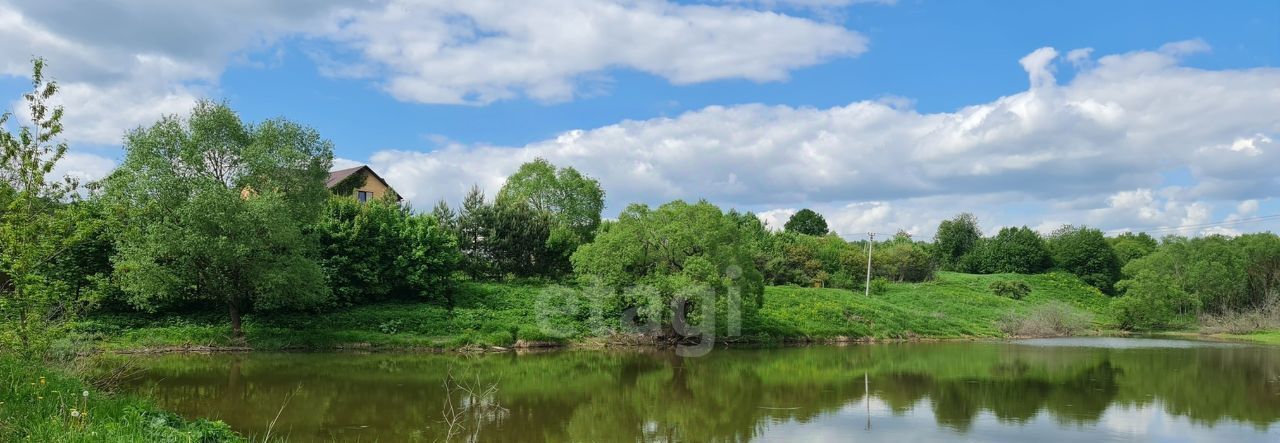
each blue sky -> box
[2,0,1278,237]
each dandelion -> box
[38,376,46,385]
[70,408,81,418]
[82,390,89,398]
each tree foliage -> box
[873,232,936,282]
[0,59,98,358]
[934,213,982,270]
[571,200,766,332]
[497,158,604,275]
[764,232,865,289]
[1047,225,1121,293]
[1109,232,1158,267]
[783,209,828,236]
[972,226,1052,274]
[104,101,334,339]
[314,197,459,307]
[447,186,560,279]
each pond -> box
[105,338,1280,442]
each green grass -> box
[79,282,568,352]
[751,272,1111,340]
[0,357,244,442]
[81,272,1112,351]
[1217,330,1280,345]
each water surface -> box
[107,338,1280,442]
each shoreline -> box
[87,328,1276,356]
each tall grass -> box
[995,301,1093,337]
[0,357,244,442]
[1200,298,1280,335]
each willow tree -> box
[105,101,333,340]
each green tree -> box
[315,197,458,306]
[105,101,333,340]
[1236,233,1280,308]
[783,209,828,236]
[1113,270,1197,330]
[874,232,936,282]
[497,158,604,275]
[1047,225,1121,293]
[934,213,982,271]
[0,59,98,358]
[453,186,558,279]
[1109,232,1158,267]
[976,226,1052,274]
[571,200,765,333]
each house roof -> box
[325,165,401,200]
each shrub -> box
[1199,298,1280,334]
[1113,270,1197,330]
[989,280,1031,300]
[997,302,1092,337]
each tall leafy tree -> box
[1047,225,1121,293]
[975,226,1052,274]
[105,101,333,340]
[0,59,97,357]
[934,213,982,271]
[572,200,765,333]
[497,158,604,275]
[783,209,828,236]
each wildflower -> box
[82,390,89,398]
[70,408,80,418]
[39,376,46,385]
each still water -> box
[106,338,1280,442]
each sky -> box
[2,0,1278,239]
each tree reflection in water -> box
[98,339,1280,442]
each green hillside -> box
[752,272,1109,340]
[82,272,1110,351]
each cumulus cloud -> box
[323,0,868,104]
[0,0,357,145]
[354,42,1280,237]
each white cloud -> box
[1066,48,1093,67]
[0,0,356,145]
[757,208,797,231]
[1019,47,1059,89]
[50,152,116,184]
[354,43,1280,238]
[323,0,868,104]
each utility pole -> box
[864,232,874,297]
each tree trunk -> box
[228,302,244,344]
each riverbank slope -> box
[77,272,1115,352]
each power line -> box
[1107,213,1280,235]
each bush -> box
[1113,270,1197,330]
[996,302,1092,337]
[989,280,1031,300]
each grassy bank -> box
[0,358,243,442]
[752,272,1110,340]
[78,272,1112,352]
